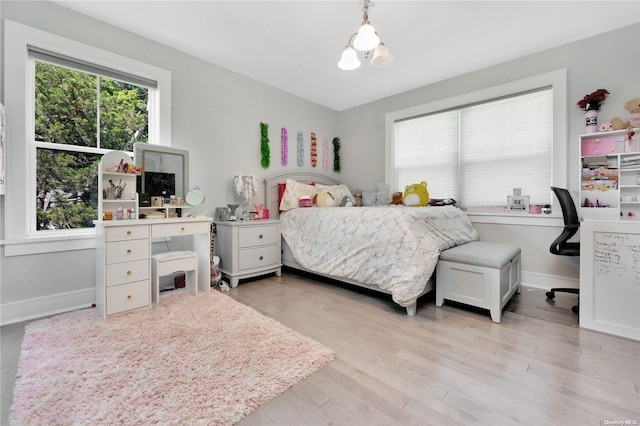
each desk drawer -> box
[106,225,149,242]
[106,280,150,315]
[152,221,210,238]
[238,245,280,271]
[106,259,149,286]
[106,239,150,264]
[238,225,278,248]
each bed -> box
[264,172,478,316]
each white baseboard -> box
[0,288,95,326]
[0,270,579,326]
[520,270,579,291]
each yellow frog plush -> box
[403,182,429,207]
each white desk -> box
[95,217,213,319]
[580,219,640,341]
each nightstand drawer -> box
[106,225,149,242]
[106,239,150,264]
[152,221,210,238]
[238,245,280,270]
[238,225,279,248]
[106,259,149,286]
[106,280,150,315]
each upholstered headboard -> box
[264,172,341,219]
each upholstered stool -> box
[436,241,521,323]
[151,250,198,303]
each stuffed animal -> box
[340,195,353,207]
[353,189,363,207]
[599,122,614,132]
[611,98,640,130]
[390,192,404,205]
[313,191,335,207]
[403,182,429,207]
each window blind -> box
[393,88,553,207]
[28,45,157,89]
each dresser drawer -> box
[238,225,279,248]
[106,239,150,264]
[238,245,280,270]
[152,221,210,238]
[106,280,150,315]
[106,225,149,242]
[106,259,149,286]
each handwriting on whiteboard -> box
[594,232,640,285]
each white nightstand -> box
[215,220,282,287]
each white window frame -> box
[385,69,567,226]
[3,20,172,255]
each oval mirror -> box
[185,187,205,206]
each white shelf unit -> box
[98,151,140,221]
[139,205,190,219]
[579,128,640,221]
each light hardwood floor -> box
[2,271,639,425]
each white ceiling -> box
[52,1,640,111]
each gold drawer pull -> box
[126,249,132,254]
[126,230,132,235]
[126,270,132,276]
[181,227,185,231]
[126,295,132,300]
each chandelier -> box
[337,0,393,71]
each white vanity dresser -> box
[95,217,212,319]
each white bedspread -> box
[280,205,478,307]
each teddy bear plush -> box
[611,98,640,130]
[353,189,363,207]
[390,192,404,205]
[403,182,429,207]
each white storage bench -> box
[435,241,521,323]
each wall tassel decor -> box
[332,137,341,172]
[322,136,328,170]
[297,130,304,167]
[310,132,317,167]
[281,127,288,166]
[260,122,270,169]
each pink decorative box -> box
[581,136,616,156]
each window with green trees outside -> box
[34,61,150,231]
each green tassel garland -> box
[332,137,341,172]
[260,122,270,169]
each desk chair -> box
[546,186,580,313]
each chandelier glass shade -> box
[338,0,393,71]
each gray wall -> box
[1,0,638,323]
[0,1,339,323]
[337,23,639,288]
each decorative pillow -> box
[362,191,377,206]
[314,183,355,206]
[279,179,318,211]
[376,182,389,206]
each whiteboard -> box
[594,232,640,285]
[593,231,640,326]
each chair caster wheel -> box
[572,305,579,314]
[546,291,555,299]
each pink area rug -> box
[10,289,334,425]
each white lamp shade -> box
[338,47,361,70]
[353,23,380,51]
[370,44,394,68]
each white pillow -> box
[279,179,318,211]
[314,183,354,206]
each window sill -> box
[1,233,97,257]
[466,211,564,227]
